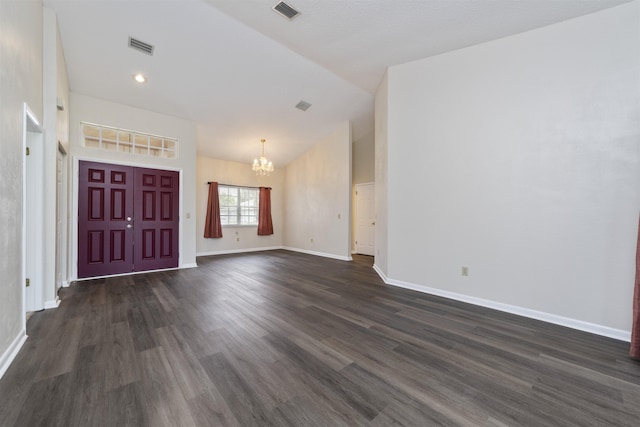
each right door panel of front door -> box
[133,167,179,272]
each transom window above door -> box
[81,122,178,159]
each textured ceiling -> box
[208,0,631,93]
[45,0,629,167]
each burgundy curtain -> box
[631,215,640,359]
[257,187,274,236]
[204,182,223,238]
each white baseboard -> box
[282,247,352,261]
[181,263,198,269]
[44,296,60,310]
[197,246,283,257]
[0,329,27,380]
[73,264,193,282]
[373,264,388,283]
[378,274,631,342]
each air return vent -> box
[295,100,311,111]
[272,2,300,20]
[128,37,154,56]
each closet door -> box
[78,161,179,278]
[133,167,179,271]
[78,161,135,278]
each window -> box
[218,185,259,226]
[81,122,178,159]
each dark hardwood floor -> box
[1,250,639,426]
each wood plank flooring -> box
[1,250,639,426]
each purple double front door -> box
[78,161,179,278]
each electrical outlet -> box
[461,266,469,276]
[236,237,240,242]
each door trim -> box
[71,156,184,281]
[22,103,43,321]
[55,143,68,291]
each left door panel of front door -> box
[78,161,134,278]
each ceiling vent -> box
[272,2,300,20]
[295,100,311,111]
[128,37,154,56]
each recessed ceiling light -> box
[133,73,147,84]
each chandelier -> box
[252,138,274,176]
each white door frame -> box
[56,142,68,291]
[23,103,44,320]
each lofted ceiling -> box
[45,0,629,167]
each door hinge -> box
[355,240,357,245]
[26,147,30,156]
[26,278,30,287]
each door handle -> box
[127,216,132,221]
[371,222,375,226]
[127,224,132,229]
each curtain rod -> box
[207,182,271,190]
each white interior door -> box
[355,183,375,256]
[24,105,44,312]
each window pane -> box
[82,124,100,148]
[102,128,117,141]
[241,215,257,225]
[118,131,131,143]
[83,124,100,139]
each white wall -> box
[68,93,198,275]
[353,130,374,185]
[284,122,352,260]
[383,2,640,337]
[55,20,69,153]
[196,156,283,255]
[374,73,389,275]
[0,0,43,374]
[42,7,69,307]
[55,10,70,292]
